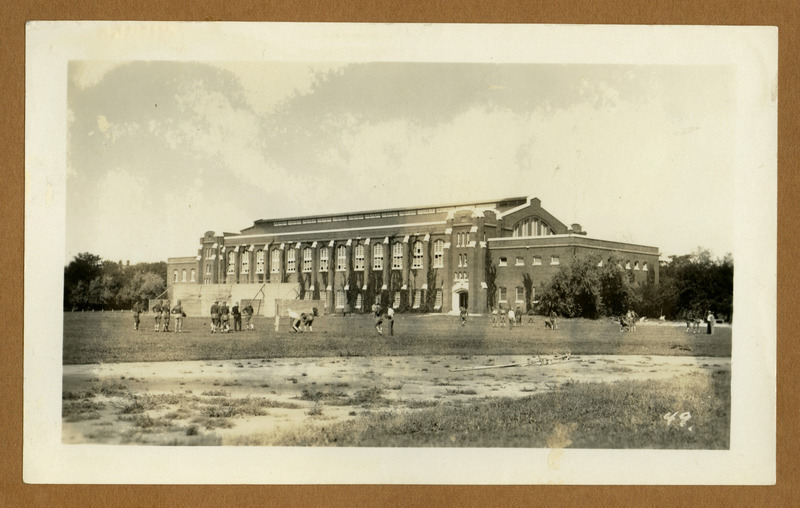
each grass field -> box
[63,311,731,364]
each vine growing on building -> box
[522,272,533,312]
[485,253,497,310]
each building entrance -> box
[459,292,468,311]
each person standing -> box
[132,300,142,331]
[220,301,230,333]
[374,304,384,335]
[232,301,242,332]
[386,306,395,335]
[498,306,507,327]
[171,300,184,333]
[507,307,515,329]
[243,302,254,331]
[210,300,220,333]
[152,300,162,332]
[161,301,170,332]
[706,310,715,335]
[491,306,498,327]
[460,305,467,326]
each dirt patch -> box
[62,354,730,445]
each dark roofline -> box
[252,196,531,225]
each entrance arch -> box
[452,287,469,313]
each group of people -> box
[131,299,186,333]
[619,310,640,332]
[210,300,255,333]
[287,309,315,332]
[490,306,552,329]
[685,310,716,335]
[373,304,395,335]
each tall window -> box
[393,291,401,308]
[181,269,187,282]
[271,249,281,273]
[434,289,443,309]
[335,289,345,308]
[373,243,384,270]
[412,241,423,269]
[303,247,312,272]
[286,249,296,273]
[413,289,422,308]
[227,252,236,274]
[173,270,178,283]
[355,293,363,310]
[336,245,347,271]
[462,254,467,268]
[256,250,265,274]
[516,287,524,303]
[319,248,329,272]
[354,244,365,271]
[190,268,196,282]
[205,264,211,275]
[499,287,507,303]
[392,242,403,269]
[241,253,250,274]
[433,239,444,268]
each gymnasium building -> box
[167,196,659,317]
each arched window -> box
[412,241,423,269]
[433,239,444,268]
[354,244,365,271]
[241,252,250,274]
[373,243,384,270]
[392,242,403,269]
[514,217,552,237]
[181,269,187,282]
[319,248,329,272]
[336,245,347,271]
[256,250,265,274]
[190,268,196,282]
[302,247,312,272]
[271,249,281,273]
[286,248,296,273]
[173,270,178,283]
[643,262,649,271]
[227,252,236,274]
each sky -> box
[66,61,735,265]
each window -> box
[625,261,631,270]
[355,293,363,310]
[286,249,296,273]
[227,252,236,274]
[190,269,196,282]
[173,270,178,283]
[271,249,281,273]
[205,264,211,275]
[412,241,423,269]
[515,257,524,266]
[241,253,250,274]
[533,256,542,266]
[458,254,463,267]
[551,255,560,265]
[597,259,603,267]
[499,287,507,303]
[303,247,312,272]
[256,250,265,274]
[634,261,640,270]
[336,289,345,308]
[393,291,401,308]
[413,289,422,308]
[336,245,347,271]
[513,218,530,237]
[499,257,507,267]
[462,271,468,280]
[392,242,403,269]
[643,262,649,271]
[433,240,444,268]
[319,248,329,272]
[516,287,524,303]
[354,244,365,271]
[463,254,467,268]
[373,243,384,270]
[434,289,443,309]
[181,269,187,282]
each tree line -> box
[536,248,733,322]
[64,252,167,311]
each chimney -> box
[570,223,587,235]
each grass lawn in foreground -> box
[63,311,732,364]
[250,369,731,448]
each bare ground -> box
[62,353,730,446]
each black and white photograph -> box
[24,22,776,484]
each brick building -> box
[167,197,659,317]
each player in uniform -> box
[210,300,219,333]
[220,301,230,332]
[152,301,162,332]
[161,301,170,332]
[132,300,142,330]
